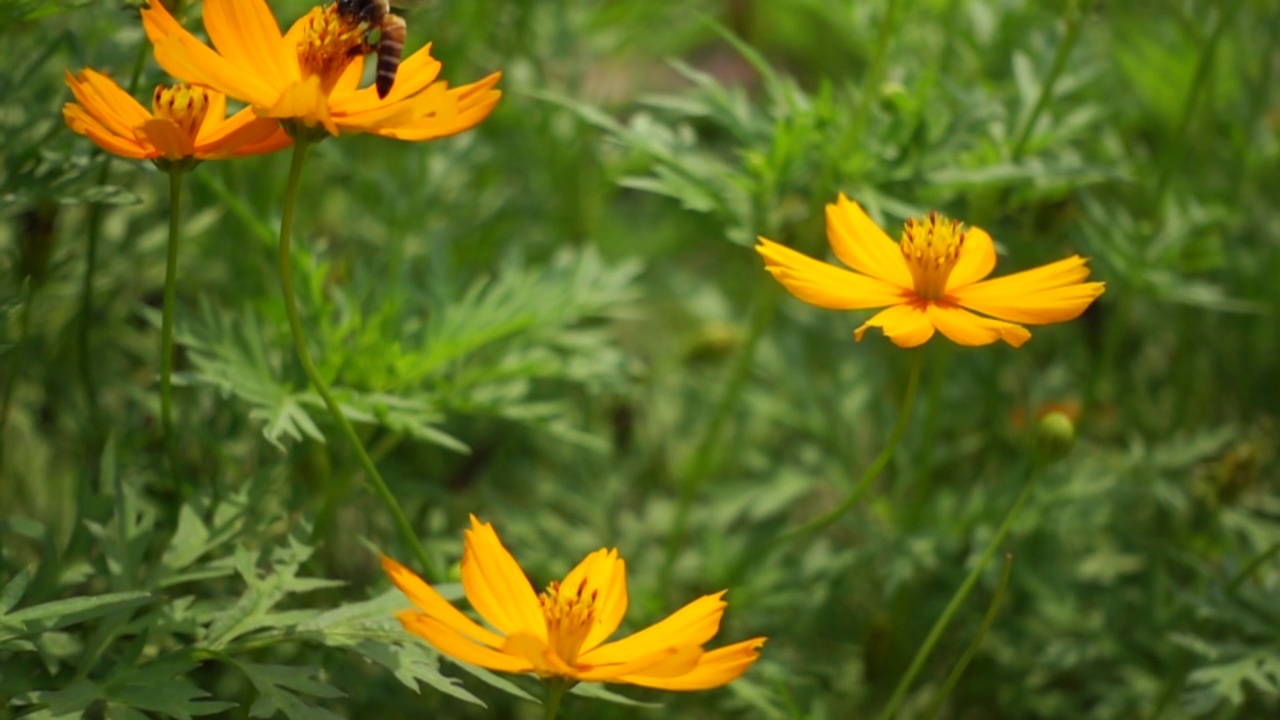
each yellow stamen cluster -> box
[152,83,210,139]
[900,211,965,300]
[539,578,599,665]
[296,4,367,91]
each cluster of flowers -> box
[64,0,1103,705]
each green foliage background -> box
[2,0,1279,718]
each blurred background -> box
[1,0,1278,717]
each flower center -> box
[539,577,599,666]
[152,84,210,139]
[900,211,965,300]
[296,4,368,92]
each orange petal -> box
[826,194,914,287]
[331,43,443,112]
[581,592,726,667]
[141,2,276,108]
[853,302,936,347]
[558,549,628,654]
[266,76,336,135]
[950,256,1105,324]
[461,516,546,640]
[137,118,195,159]
[925,302,1030,348]
[577,644,703,682]
[197,108,290,158]
[501,631,577,677]
[946,226,997,289]
[65,69,151,137]
[63,104,150,159]
[618,637,766,691]
[201,0,295,89]
[757,237,908,310]
[368,73,504,141]
[397,611,532,673]
[381,555,506,648]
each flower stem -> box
[543,679,568,720]
[876,459,1043,720]
[0,280,36,466]
[276,139,438,581]
[921,552,1014,720]
[160,168,186,487]
[775,350,924,546]
[1010,0,1093,161]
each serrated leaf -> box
[0,591,152,641]
[569,682,662,708]
[234,662,345,720]
[1185,651,1280,714]
[104,660,238,719]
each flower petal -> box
[65,69,151,138]
[925,302,1030,348]
[397,611,532,673]
[137,118,195,159]
[332,43,443,112]
[501,631,577,677]
[63,105,149,158]
[266,76,337,136]
[576,644,703,682]
[368,73,504,141]
[195,106,289,158]
[557,549,627,654]
[381,555,506,648]
[581,592,726,667]
[461,516,546,640]
[947,225,997,289]
[826,194,913,287]
[618,637,766,691]
[757,237,908,310]
[854,302,936,347]
[950,256,1105,324]
[201,0,295,89]
[141,1,277,108]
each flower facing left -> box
[383,516,766,692]
[63,68,291,162]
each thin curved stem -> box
[876,459,1043,720]
[160,168,186,486]
[775,350,924,546]
[922,552,1014,720]
[1011,0,1093,161]
[276,139,438,581]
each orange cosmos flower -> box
[139,0,501,139]
[63,68,290,161]
[383,516,765,691]
[757,194,1106,348]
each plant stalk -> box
[160,168,186,486]
[276,138,438,581]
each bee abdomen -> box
[375,14,407,99]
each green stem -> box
[775,350,924,546]
[876,459,1043,720]
[844,0,902,151]
[1010,0,1092,161]
[0,280,36,466]
[660,283,777,594]
[543,679,568,720]
[922,552,1014,720]
[160,169,186,486]
[1152,0,1243,204]
[276,139,438,581]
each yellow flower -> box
[383,516,765,691]
[757,194,1106,348]
[62,68,290,161]
[139,0,501,139]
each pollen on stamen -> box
[152,84,210,139]
[295,4,368,92]
[899,212,967,300]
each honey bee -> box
[336,0,408,99]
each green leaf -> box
[1185,651,1280,714]
[234,662,346,720]
[1,568,30,614]
[0,591,152,642]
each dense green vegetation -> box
[2,0,1278,717]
